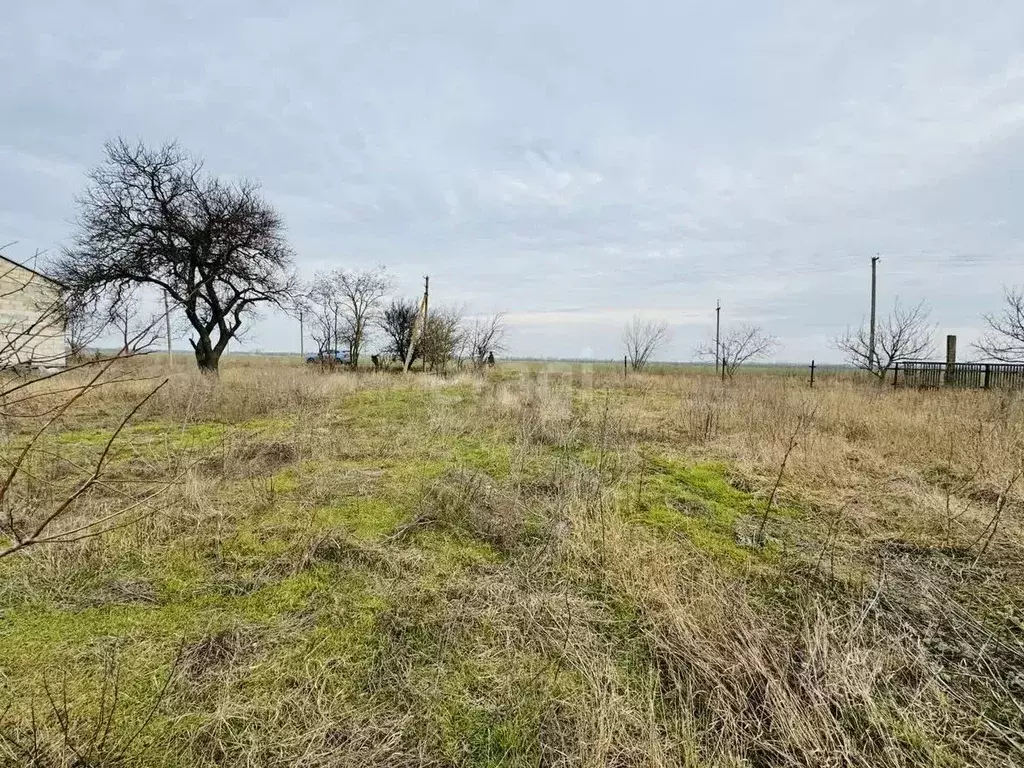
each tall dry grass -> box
[0,356,1021,766]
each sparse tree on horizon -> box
[378,297,420,365]
[834,299,934,381]
[467,313,507,369]
[421,306,466,373]
[975,287,1024,362]
[335,267,390,366]
[697,324,778,379]
[623,315,670,372]
[54,138,296,374]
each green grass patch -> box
[313,497,408,539]
[631,459,794,562]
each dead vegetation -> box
[1,358,1022,766]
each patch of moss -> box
[313,497,407,539]
[342,387,436,424]
[631,459,791,562]
[54,417,294,452]
[440,704,538,767]
[413,529,501,583]
[451,439,512,478]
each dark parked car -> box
[306,349,351,365]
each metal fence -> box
[894,361,1024,389]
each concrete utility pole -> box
[715,299,721,377]
[869,256,879,372]
[422,275,429,341]
[421,275,429,372]
[403,276,430,373]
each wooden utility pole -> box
[164,291,172,367]
[715,299,721,377]
[299,309,304,358]
[869,256,879,372]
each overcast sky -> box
[3,1,1023,361]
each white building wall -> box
[0,259,66,368]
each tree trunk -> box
[192,334,222,374]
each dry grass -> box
[0,356,1022,766]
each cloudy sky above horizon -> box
[3,0,1024,362]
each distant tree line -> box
[300,271,506,372]
[51,138,505,374]
[48,138,1024,376]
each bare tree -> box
[107,289,162,355]
[336,267,390,366]
[834,299,934,381]
[467,313,507,368]
[378,297,420,365]
[623,316,670,372]
[63,298,105,360]
[53,139,296,374]
[975,287,1024,362]
[421,306,465,373]
[304,272,344,356]
[697,324,778,379]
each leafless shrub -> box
[835,299,935,380]
[378,297,420,365]
[622,315,670,372]
[696,324,778,378]
[0,306,176,560]
[420,306,466,373]
[975,286,1024,362]
[0,643,181,765]
[466,313,506,369]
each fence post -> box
[624,355,627,379]
[809,359,815,388]
[984,363,990,389]
[893,362,899,388]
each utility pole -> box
[869,256,879,372]
[715,299,721,377]
[298,309,304,358]
[164,291,172,367]
[422,275,429,372]
[403,276,430,373]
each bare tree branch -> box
[623,316,670,372]
[466,313,506,369]
[834,299,934,381]
[975,287,1024,362]
[696,324,777,378]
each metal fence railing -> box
[893,361,1024,389]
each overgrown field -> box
[1,358,1022,767]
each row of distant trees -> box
[50,138,504,374]
[41,137,1024,377]
[620,289,1024,380]
[297,266,505,371]
[621,316,778,377]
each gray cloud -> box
[2,0,1024,361]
